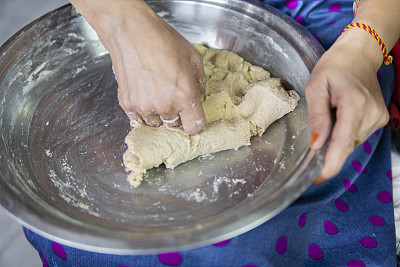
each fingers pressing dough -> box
[123,45,300,187]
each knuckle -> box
[377,112,389,128]
[333,135,355,153]
[153,97,175,116]
[135,97,158,116]
[382,109,390,124]
[176,87,196,107]
[137,104,153,116]
[352,91,368,108]
[369,104,389,127]
[308,112,325,123]
[377,110,387,125]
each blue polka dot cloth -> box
[24,0,397,266]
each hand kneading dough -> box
[123,45,300,187]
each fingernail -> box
[313,177,325,185]
[310,133,319,147]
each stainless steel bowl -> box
[0,0,325,254]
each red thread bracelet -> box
[342,22,393,65]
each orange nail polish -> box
[313,177,325,185]
[310,133,319,147]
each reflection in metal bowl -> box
[0,0,325,254]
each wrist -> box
[337,26,384,71]
[69,0,154,47]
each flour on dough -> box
[123,45,300,187]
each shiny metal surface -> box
[0,1,325,254]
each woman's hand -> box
[306,28,389,179]
[69,0,207,135]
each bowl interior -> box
[0,1,324,253]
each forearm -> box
[355,0,400,51]
[68,0,157,44]
[68,0,153,21]
[338,0,400,69]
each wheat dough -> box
[123,45,300,187]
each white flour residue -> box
[177,187,208,203]
[176,176,247,203]
[254,165,266,172]
[23,62,53,94]
[157,11,170,18]
[75,66,87,74]
[292,130,301,139]
[28,62,47,81]
[226,15,289,60]
[264,35,290,60]
[279,159,286,170]
[48,155,100,217]
[67,32,84,40]
[62,47,81,56]
[45,149,53,157]
[6,71,24,89]
[212,176,246,195]
[72,64,88,78]
[198,154,214,161]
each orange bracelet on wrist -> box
[342,22,393,65]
